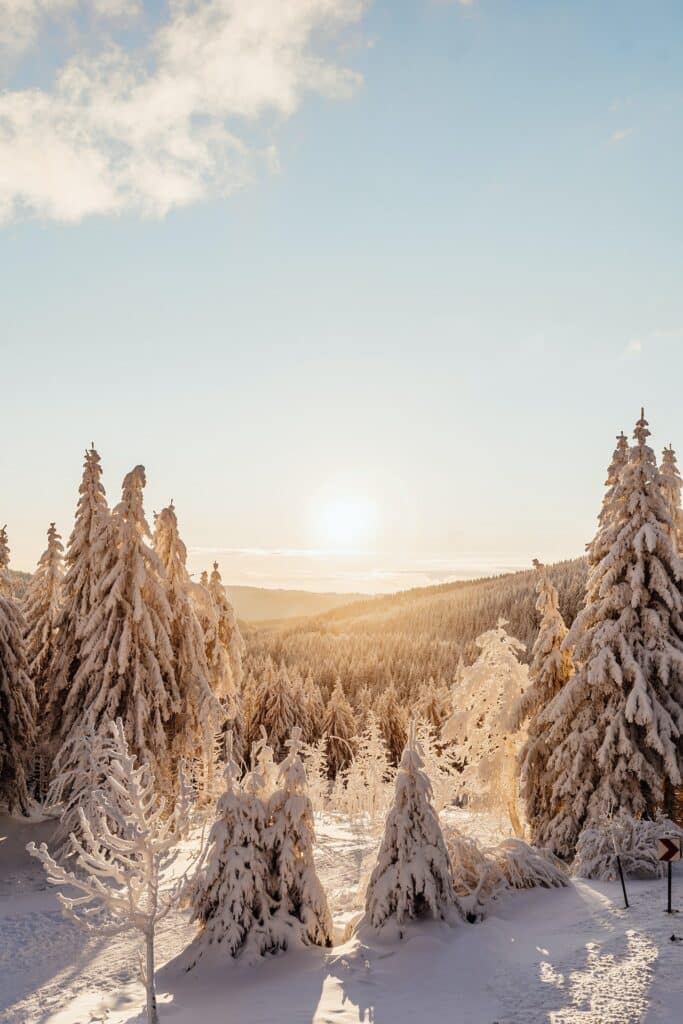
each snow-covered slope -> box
[2,810,681,1024]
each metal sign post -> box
[616,855,629,909]
[656,837,682,914]
[609,816,629,909]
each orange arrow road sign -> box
[657,837,682,862]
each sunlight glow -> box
[317,496,377,548]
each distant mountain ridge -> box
[9,559,587,636]
[7,569,369,624]
[224,585,372,623]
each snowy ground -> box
[1,811,682,1024]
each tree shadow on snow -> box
[493,883,661,1024]
[144,941,330,1024]
[0,816,112,1017]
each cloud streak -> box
[609,127,634,144]
[0,0,367,223]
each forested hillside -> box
[244,558,588,710]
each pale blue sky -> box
[2,0,682,591]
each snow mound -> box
[493,837,568,890]
[444,827,569,921]
[444,829,503,922]
[572,813,683,881]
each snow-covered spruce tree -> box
[189,734,282,962]
[243,656,277,752]
[587,430,629,567]
[259,661,306,762]
[377,683,407,766]
[0,527,9,594]
[65,466,180,797]
[660,446,683,819]
[541,411,683,858]
[48,717,125,855]
[343,711,393,821]
[29,719,194,1024]
[416,677,451,736]
[0,526,36,814]
[153,503,224,794]
[249,727,279,803]
[355,684,373,732]
[47,446,111,751]
[267,726,333,947]
[302,735,329,814]
[23,523,63,710]
[415,720,458,814]
[190,570,244,769]
[362,721,456,933]
[514,560,574,845]
[443,620,529,835]
[660,444,683,549]
[240,670,260,753]
[322,678,356,777]
[23,523,63,797]
[289,666,311,745]
[207,562,244,699]
[303,671,326,743]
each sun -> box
[317,496,377,548]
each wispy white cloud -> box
[190,546,374,559]
[186,544,529,593]
[624,339,642,357]
[0,0,140,56]
[0,0,367,223]
[609,127,634,144]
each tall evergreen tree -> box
[0,527,9,597]
[514,560,574,845]
[23,522,64,797]
[588,430,629,567]
[66,466,180,795]
[541,412,683,857]
[23,522,64,706]
[302,671,325,743]
[0,526,37,813]
[189,736,280,961]
[443,621,528,835]
[322,678,356,777]
[660,444,683,549]
[207,562,244,699]
[258,661,305,762]
[659,443,683,818]
[153,503,223,780]
[377,683,408,766]
[415,677,451,736]
[267,726,333,947]
[363,721,455,932]
[47,446,112,747]
[241,670,260,753]
[344,711,393,820]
